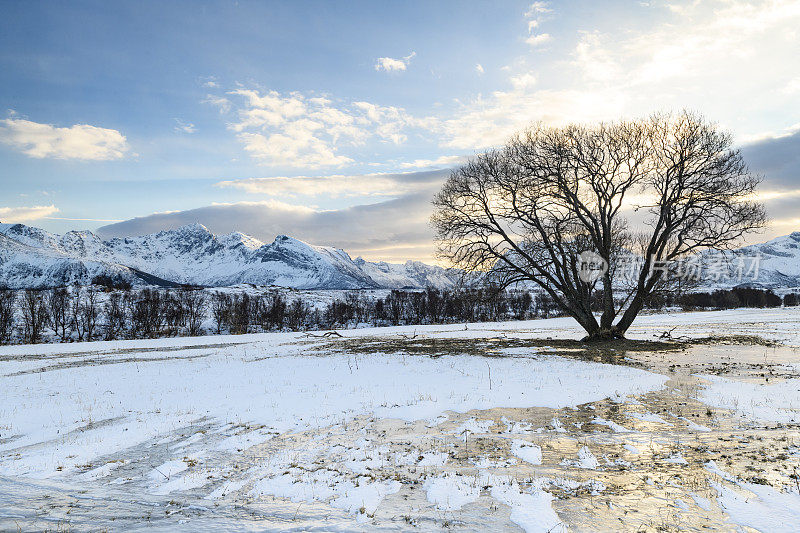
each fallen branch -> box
[304,331,343,338]
[656,327,690,341]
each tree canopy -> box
[432,111,766,339]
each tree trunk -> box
[581,325,626,342]
[599,272,615,330]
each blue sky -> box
[1,0,799,262]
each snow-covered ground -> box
[2,307,800,531]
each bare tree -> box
[287,298,309,330]
[211,292,231,334]
[180,288,207,336]
[46,287,71,342]
[432,111,766,340]
[104,291,126,340]
[70,288,85,341]
[79,288,100,341]
[21,289,48,344]
[163,290,183,336]
[0,290,16,344]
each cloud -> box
[97,191,445,263]
[215,169,448,198]
[727,129,800,239]
[237,130,354,167]
[525,2,551,47]
[94,125,800,262]
[510,73,537,90]
[374,51,416,72]
[475,64,485,75]
[98,169,451,262]
[203,94,232,114]
[173,118,196,134]
[525,33,551,47]
[442,0,800,150]
[0,117,129,160]
[42,216,124,222]
[212,88,438,168]
[200,76,219,88]
[750,189,800,203]
[781,77,800,95]
[443,88,626,149]
[0,205,59,223]
[399,155,466,169]
[741,128,800,190]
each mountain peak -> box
[270,234,313,249]
[173,223,211,235]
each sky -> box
[1,0,799,263]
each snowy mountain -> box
[697,231,800,290]
[0,222,460,290]
[2,221,797,291]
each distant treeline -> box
[0,286,558,344]
[676,287,795,310]
[0,284,797,345]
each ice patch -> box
[711,481,800,532]
[699,374,800,424]
[591,417,630,432]
[511,439,542,465]
[562,446,599,469]
[488,475,562,533]
[627,412,673,426]
[455,418,495,435]
[664,452,688,465]
[424,473,481,511]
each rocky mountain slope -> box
[1,222,797,291]
[699,231,800,290]
[0,222,460,290]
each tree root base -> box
[581,329,627,342]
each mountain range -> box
[0,222,459,290]
[703,231,800,290]
[1,222,798,291]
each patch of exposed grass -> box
[323,336,685,365]
[688,334,780,347]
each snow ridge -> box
[0,222,459,289]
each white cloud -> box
[443,0,800,149]
[781,77,800,95]
[0,204,59,223]
[510,73,537,90]
[203,94,232,114]
[525,2,551,47]
[215,169,448,198]
[97,172,449,262]
[199,76,220,88]
[751,189,800,202]
[771,217,800,228]
[374,51,416,72]
[94,127,800,261]
[741,123,800,144]
[526,2,550,17]
[525,33,551,47]
[0,118,129,160]
[173,118,196,134]
[236,131,354,168]
[443,88,626,149]
[399,155,466,169]
[475,63,485,74]
[570,1,800,92]
[216,88,438,168]
[41,216,124,222]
